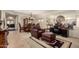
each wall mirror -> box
[56,15,65,23]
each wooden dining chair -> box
[19,23,24,32]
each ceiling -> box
[12,10,79,19]
[3,10,78,20]
[14,10,77,15]
[3,10,79,20]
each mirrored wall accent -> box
[53,15,77,30]
[56,15,65,23]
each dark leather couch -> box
[31,24,45,39]
[50,27,69,37]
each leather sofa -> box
[50,27,69,37]
[50,22,69,37]
[31,24,45,39]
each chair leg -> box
[19,29,21,32]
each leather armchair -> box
[31,28,45,39]
[31,24,45,39]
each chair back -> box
[19,23,23,29]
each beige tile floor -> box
[7,31,31,48]
[7,31,44,48]
[7,31,79,48]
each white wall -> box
[2,10,79,30]
[76,15,79,28]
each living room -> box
[0,10,79,48]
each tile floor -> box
[7,31,79,48]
